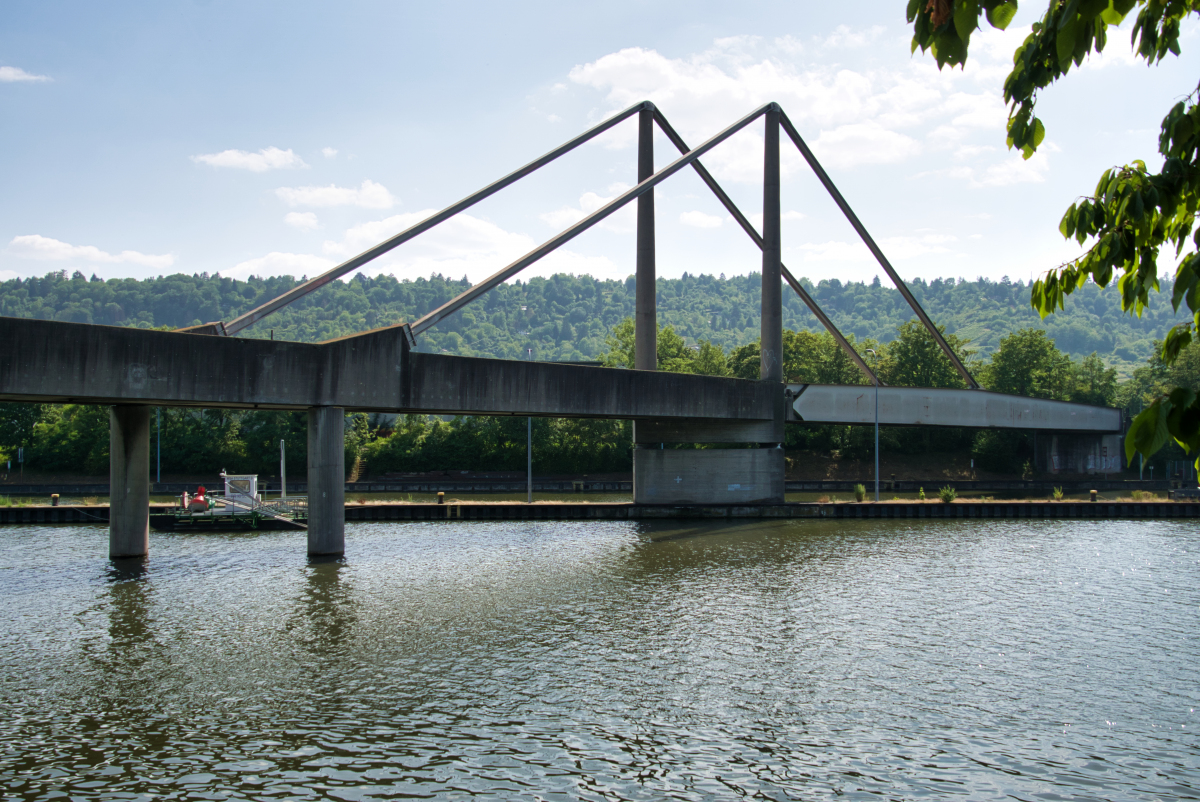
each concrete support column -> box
[109,405,150,559]
[307,406,345,557]
[760,107,783,383]
[635,107,657,372]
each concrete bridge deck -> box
[0,316,775,420]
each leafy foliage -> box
[910,0,1200,469]
[0,269,1183,370]
[1,265,1184,477]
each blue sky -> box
[1,1,1196,288]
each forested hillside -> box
[4,267,1200,480]
[0,269,1186,372]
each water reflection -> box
[0,519,1197,800]
[95,558,162,680]
[292,556,356,660]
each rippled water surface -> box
[1,519,1198,800]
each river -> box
[0,519,1197,800]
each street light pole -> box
[866,348,879,502]
[527,348,533,504]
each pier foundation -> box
[307,406,345,556]
[109,405,151,559]
[634,446,785,505]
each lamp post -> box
[527,348,533,504]
[866,348,879,502]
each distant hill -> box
[0,269,1185,373]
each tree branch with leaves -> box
[909,0,1200,470]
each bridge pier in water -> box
[109,405,151,559]
[307,406,346,557]
[632,106,787,505]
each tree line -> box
[3,314,1197,480]
[1,268,1187,371]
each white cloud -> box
[745,210,806,230]
[811,122,921,168]
[540,185,636,233]
[0,66,51,82]
[954,144,996,161]
[227,251,335,280]
[322,147,338,158]
[680,210,723,228]
[319,209,623,282]
[816,25,886,50]
[191,147,308,172]
[921,150,1052,188]
[274,179,395,209]
[6,234,174,268]
[973,152,1051,187]
[284,212,319,230]
[561,29,1043,185]
[797,233,956,262]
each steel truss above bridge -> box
[0,100,1123,561]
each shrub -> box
[853,483,866,502]
[1052,487,1064,501]
[917,487,926,501]
[938,486,957,504]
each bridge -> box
[0,101,1123,559]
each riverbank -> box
[3,498,1197,525]
[0,477,1178,496]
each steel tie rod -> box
[651,110,881,386]
[220,101,656,337]
[407,103,777,339]
[777,111,979,389]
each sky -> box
[1,1,1196,290]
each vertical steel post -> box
[280,438,287,498]
[527,348,533,504]
[874,358,880,502]
[155,407,161,486]
[867,348,879,502]
[635,108,657,371]
[760,107,782,383]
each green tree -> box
[0,402,46,463]
[1070,352,1119,406]
[981,328,1071,399]
[728,341,760,380]
[238,410,307,478]
[877,320,975,388]
[692,340,730,377]
[782,330,874,385]
[26,404,110,475]
[909,0,1200,468]
[600,317,728,376]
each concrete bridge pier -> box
[109,405,151,559]
[632,418,786,504]
[307,406,345,557]
[632,108,787,506]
